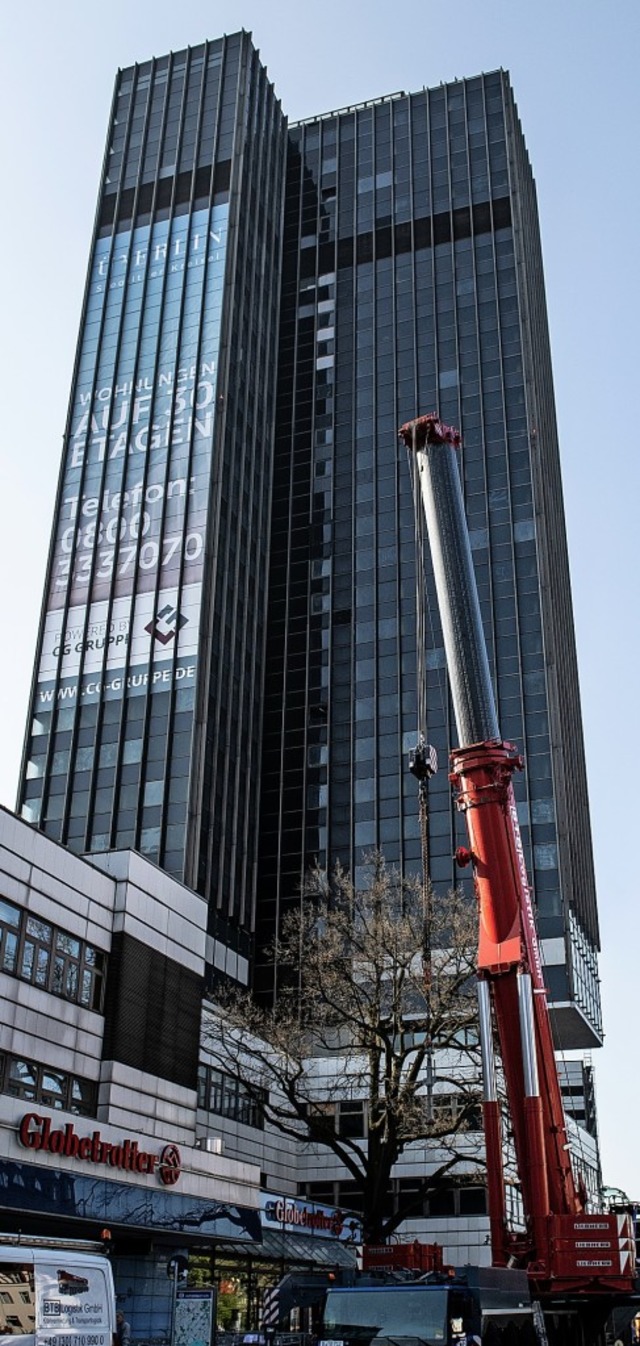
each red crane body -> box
[400,414,635,1299]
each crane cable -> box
[412,447,430,919]
[407,434,441,1119]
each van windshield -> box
[322,1288,448,1345]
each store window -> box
[0,898,105,1011]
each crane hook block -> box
[408,741,438,780]
[399,413,461,451]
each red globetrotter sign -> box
[18,1113,181,1185]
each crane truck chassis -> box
[272,1254,542,1346]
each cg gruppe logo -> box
[145,604,188,645]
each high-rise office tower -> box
[19,33,285,962]
[19,37,601,1052]
[256,73,601,1051]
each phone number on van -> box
[39,1335,107,1346]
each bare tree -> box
[203,853,483,1244]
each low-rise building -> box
[0,806,602,1340]
[0,807,356,1340]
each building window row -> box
[0,897,106,1012]
[302,1178,488,1219]
[0,1052,97,1117]
[197,1064,266,1130]
[308,1093,482,1141]
[309,1099,367,1138]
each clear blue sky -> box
[1,0,638,1196]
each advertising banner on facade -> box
[36,583,202,707]
[39,583,201,679]
[35,203,228,708]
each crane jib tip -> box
[398,414,461,450]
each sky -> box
[0,0,638,1198]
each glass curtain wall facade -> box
[257,72,601,1050]
[18,33,286,961]
[17,37,601,1047]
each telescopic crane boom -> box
[399,413,635,1301]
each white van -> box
[0,1238,116,1346]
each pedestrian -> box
[116,1311,131,1346]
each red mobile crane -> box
[398,413,636,1315]
[264,415,638,1346]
